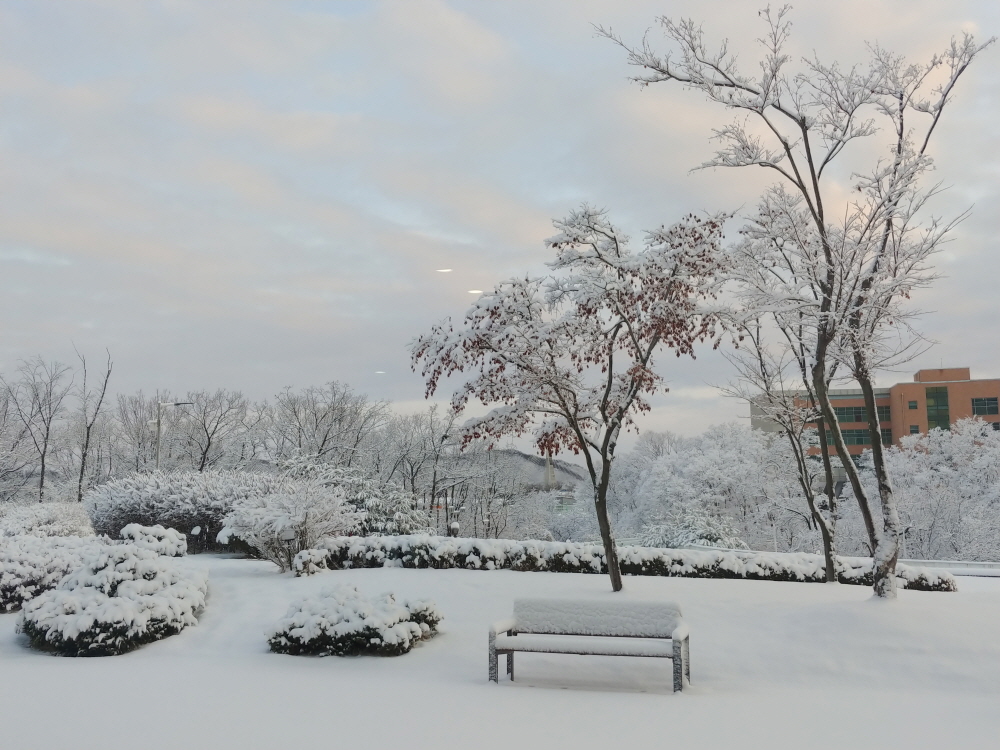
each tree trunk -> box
[791,425,837,583]
[593,485,623,592]
[857,367,900,599]
[814,416,839,582]
[38,447,46,502]
[812,359,877,552]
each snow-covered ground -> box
[2,555,999,750]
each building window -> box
[909,425,920,434]
[908,400,918,410]
[880,428,892,446]
[993,423,1000,432]
[925,387,950,431]
[972,397,999,416]
[834,405,892,423]
[825,428,872,446]
[834,406,867,423]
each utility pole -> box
[150,401,193,470]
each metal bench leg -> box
[507,652,514,681]
[683,636,691,684]
[489,633,498,683]
[672,638,684,692]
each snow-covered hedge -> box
[0,502,95,538]
[120,524,187,557]
[1,535,101,612]
[85,471,287,552]
[18,543,208,656]
[268,584,442,657]
[300,535,958,592]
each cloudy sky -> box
[1,0,997,438]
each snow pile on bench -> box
[1,535,102,612]
[120,524,187,557]
[18,543,208,656]
[268,584,442,657]
[513,598,683,637]
[303,534,957,592]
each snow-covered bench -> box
[488,598,690,692]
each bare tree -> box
[270,383,388,467]
[73,349,113,502]
[722,319,838,580]
[602,9,993,596]
[413,205,726,591]
[0,382,34,501]
[112,390,165,473]
[1,357,74,501]
[181,389,249,471]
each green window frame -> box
[908,400,918,410]
[880,428,892,446]
[826,428,871,446]
[926,387,950,431]
[972,397,999,416]
[833,406,867,423]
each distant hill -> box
[488,448,587,489]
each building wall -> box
[889,375,1000,440]
[755,368,1000,458]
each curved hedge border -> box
[299,535,957,592]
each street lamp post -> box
[150,401,193,470]
[279,527,297,572]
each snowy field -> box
[3,556,1000,750]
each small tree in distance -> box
[411,205,727,591]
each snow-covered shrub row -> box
[268,584,441,657]
[18,543,208,656]
[0,502,95,538]
[85,470,288,552]
[1,535,102,612]
[120,524,187,557]
[302,535,957,592]
[218,479,365,572]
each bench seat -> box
[493,632,677,658]
[489,598,690,691]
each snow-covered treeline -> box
[565,420,1000,563]
[0,365,564,538]
[846,419,1000,562]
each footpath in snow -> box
[2,555,999,750]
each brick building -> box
[750,367,1000,456]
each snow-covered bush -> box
[280,458,430,535]
[220,478,364,571]
[309,534,957,592]
[639,505,748,550]
[120,524,187,557]
[0,502,95,538]
[1,535,102,612]
[85,470,287,552]
[268,584,442,656]
[18,543,208,656]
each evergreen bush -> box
[18,543,208,656]
[268,584,442,656]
